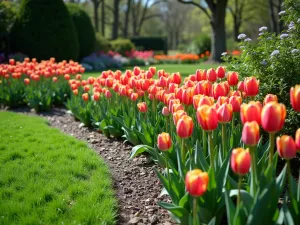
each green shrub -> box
[110,38,135,55]
[193,34,211,54]
[10,0,79,61]
[130,36,168,54]
[95,33,111,53]
[0,1,16,34]
[224,0,300,135]
[66,3,95,59]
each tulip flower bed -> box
[66,65,300,225]
[0,58,85,112]
[0,112,117,225]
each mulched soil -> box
[10,107,177,225]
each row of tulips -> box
[65,65,300,225]
[0,58,85,111]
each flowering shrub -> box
[0,57,85,111]
[154,54,200,64]
[224,0,300,135]
[65,65,300,225]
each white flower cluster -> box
[258,26,268,32]
[237,33,246,40]
[271,50,280,57]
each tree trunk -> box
[268,0,278,34]
[234,22,239,42]
[123,0,131,37]
[112,0,120,39]
[210,4,227,62]
[93,1,100,32]
[101,0,105,36]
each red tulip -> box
[84,85,90,92]
[290,85,300,112]
[133,66,140,75]
[52,77,58,82]
[216,66,226,79]
[105,90,112,98]
[276,135,297,159]
[157,132,172,151]
[295,129,300,151]
[231,148,251,175]
[173,110,187,126]
[182,88,193,105]
[261,102,286,133]
[82,93,89,101]
[244,77,259,97]
[229,96,242,112]
[238,81,244,92]
[207,68,217,82]
[162,106,170,116]
[93,92,100,101]
[185,169,209,197]
[176,115,194,138]
[217,103,233,123]
[130,93,139,101]
[24,78,30,85]
[242,121,260,146]
[240,101,262,125]
[64,74,70,80]
[198,96,214,107]
[196,69,206,81]
[196,105,218,131]
[263,94,278,105]
[213,83,226,99]
[137,102,147,113]
[227,72,239,86]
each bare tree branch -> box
[177,0,211,19]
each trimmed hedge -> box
[67,3,95,60]
[10,0,79,61]
[130,37,168,54]
[110,38,135,55]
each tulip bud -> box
[157,132,172,151]
[261,102,286,133]
[263,94,278,105]
[216,66,226,79]
[185,169,209,197]
[162,106,170,116]
[231,148,251,175]
[217,103,233,123]
[176,115,194,138]
[238,81,244,92]
[295,129,300,151]
[137,102,147,113]
[24,78,30,85]
[276,135,296,159]
[242,121,260,146]
[227,72,239,86]
[196,105,219,131]
[240,101,262,125]
[82,93,89,101]
[290,85,300,112]
[244,77,259,97]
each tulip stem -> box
[269,133,275,169]
[193,197,198,225]
[164,152,171,187]
[237,175,242,207]
[181,138,186,166]
[208,132,214,170]
[222,124,227,158]
[203,131,207,157]
[249,146,257,196]
[287,160,293,199]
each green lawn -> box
[0,112,117,225]
[83,63,220,79]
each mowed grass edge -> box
[0,112,117,225]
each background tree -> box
[177,0,229,62]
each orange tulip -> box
[227,72,239,86]
[244,77,259,97]
[295,129,300,151]
[172,103,184,114]
[196,105,218,131]
[185,169,209,197]
[176,115,194,138]
[137,102,147,113]
[216,66,226,79]
[242,121,260,146]
[261,102,286,133]
[240,101,262,125]
[24,78,30,85]
[231,148,251,175]
[162,106,170,116]
[290,85,300,112]
[217,103,233,123]
[192,94,202,109]
[157,132,172,151]
[263,94,278,105]
[82,93,89,101]
[207,68,217,82]
[229,96,242,112]
[173,110,187,126]
[168,98,180,112]
[276,135,297,159]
